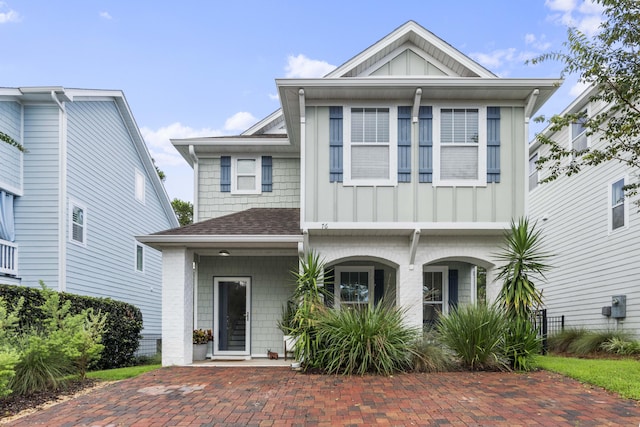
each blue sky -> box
[0,1,604,202]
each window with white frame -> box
[334,266,374,308]
[434,107,486,186]
[571,111,588,153]
[529,153,539,191]
[69,201,86,246]
[135,243,144,272]
[135,169,145,204]
[344,107,397,185]
[610,178,626,231]
[232,157,262,194]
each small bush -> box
[315,302,419,375]
[600,337,640,355]
[568,330,629,356]
[411,332,453,373]
[437,304,509,371]
[503,318,541,371]
[0,350,19,397]
[547,328,588,353]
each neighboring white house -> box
[138,21,561,366]
[529,86,640,336]
[0,87,179,353]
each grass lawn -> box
[86,364,161,381]
[536,355,640,400]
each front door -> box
[423,267,449,327]
[213,277,251,357]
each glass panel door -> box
[214,277,250,356]
[423,267,448,327]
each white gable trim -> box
[359,43,458,77]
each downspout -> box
[412,88,422,221]
[52,90,67,292]
[188,145,199,223]
[523,89,539,216]
[298,89,306,251]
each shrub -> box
[503,318,541,371]
[0,350,19,398]
[411,331,453,373]
[600,337,640,355]
[0,296,22,397]
[547,328,588,353]
[437,304,509,371]
[315,302,419,375]
[569,330,631,356]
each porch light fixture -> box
[219,250,230,256]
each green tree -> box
[171,198,193,226]
[529,0,640,198]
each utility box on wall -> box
[611,295,626,319]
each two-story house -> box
[0,87,179,354]
[139,21,560,366]
[529,86,640,335]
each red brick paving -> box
[5,367,640,426]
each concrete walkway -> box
[6,366,640,426]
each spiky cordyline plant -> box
[495,217,552,320]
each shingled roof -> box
[153,208,301,236]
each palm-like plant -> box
[495,217,552,320]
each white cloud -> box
[268,93,279,101]
[141,122,221,167]
[99,11,112,20]
[545,0,577,12]
[545,0,604,36]
[0,2,20,23]
[577,15,603,36]
[285,54,336,78]
[224,112,256,132]
[569,80,590,97]
[524,33,551,51]
[470,48,517,69]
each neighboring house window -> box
[135,169,145,204]
[434,107,486,186]
[334,266,374,308]
[572,111,588,153]
[344,107,397,186]
[135,243,144,273]
[69,201,87,246]
[529,153,539,191]
[610,178,626,231]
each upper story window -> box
[135,169,145,204]
[571,111,588,153]
[135,243,144,273]
[433,107,486,187]
[69,200,87,246]
[344,107,397,186]
[232,157,262,194]
[610,178,626,232]
[529,153,539,191]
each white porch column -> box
[485,266,500,305]
[397,265,423,328]
[162,247,194,366]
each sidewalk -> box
[6,366,640,426]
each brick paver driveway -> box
[5,366,640,426]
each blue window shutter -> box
[397,106,411,182]
[374,269,385,305]
[448,269,458,309]
[261,156,272,192]
[329,107,343,182]
[487,107,501,183]
[418,106,433,183]
[220,156,231,192]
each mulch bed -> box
[0,378,98,420]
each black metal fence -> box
[135,334,162,357]
[532,309,565,354]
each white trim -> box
[302,221,510,231]
[432,105,487,187]
[334,266,375,309]
[68,199,87,248]
[135,168,146,205]
[58,101,68,291]
[608,176,629,234]
[213,277,251,357]
[528,152,539,192]
[135,241,145,273]
[343,104,398,187]
[230,156,262,195]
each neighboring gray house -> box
[529,86,640,335]
[0,87,179,352]
[139,21,561,366]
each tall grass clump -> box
[568,330,632,356]
[316,302,419,375]
[437,304,508,371]
[411,331,453,373]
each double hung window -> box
[232,157,261,194]
[572,111,588,153]
[611,178,626,231]
[69,201,86,246]
[334,266,374,309]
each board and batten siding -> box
[304,106,525,224]
[0,102,23,194]
[530,117,640,335]
[369,49,447,76]
[14,105,60,287]
[65,100,172,336]
[198,156,300,220]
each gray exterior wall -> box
[198,156,300,220]
[304,106,526,224]
[0,101,23,193]
[370,49,447,76]
[195,255,298,356]
[64,100,172,335]
[14,105,60,287]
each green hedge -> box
[0,284,143,369]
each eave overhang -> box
[136,234,303,251]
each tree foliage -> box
[529,0,640,197]
[171,198,193,226]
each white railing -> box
[0,239,17,276]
